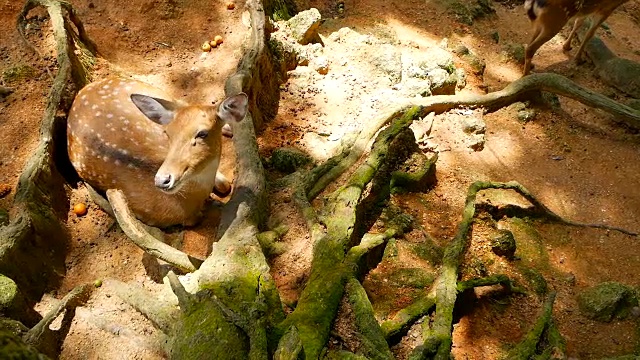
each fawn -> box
[523,0,630,75]
[67,77,248,227]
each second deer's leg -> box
[213,172,232,197]
[524,15,567,75]
[563,16,586,51]
[573,11,613,64]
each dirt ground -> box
[1,0,640,358]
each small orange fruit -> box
[201,41,212,52]
[73,202,88,216]
[214,35,223,45]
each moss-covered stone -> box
[390,153,437,194]
[382,239,398,261]
[501,43,525,65]
[0,209,8,226]
[285,8,322,45]
[519,266,548,296]
[168,292,250,359]
[0,329,48,360]
[491,229,516,258]
[269,147,313,173]
[445,0,495,26]
[2,65,37,84]
[408,241,442,265]
[265,0,297,21]
[0,275,40,327]
[577,282,639,322]
[387,267,435,289]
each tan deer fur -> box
[523,0,630,75]
[67,77,248,227]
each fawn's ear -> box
[217,93,248,123]
[131,94,177,125]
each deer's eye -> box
[195,130,209,140]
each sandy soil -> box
[1,0,639,358]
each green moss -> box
[508,217,550,270]
[519,266,548,296]
[0,275,18,307]
[0,209,8,226]
[345,278,393,359]
[408,241,442,265]
[382,239,398,261]
[267,0,297,21]
[2,65,37,84]
[169,295,249,359]
[390,153,437,194]
[269,147,313,173]
[577,282,639,322]
[325,350,369,360]
[446,0,495,25]
[387,267,435,289]
[0,329,48,359]
[491,229,516,258]
[501,43,525,64]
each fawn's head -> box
[130,92,248,193]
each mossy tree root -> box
[344,277,394,360]
[297,72,640,220]
[0,0,94,302]
[413,180,623,359]
[381,290,437,341]
[457,274,526,294]
[154,0,285,358]
[276,107,422,359]
[505,292,566,358]
[105,189,203,273]
[483,181,638,236]
[405,73,640,130]
[23,283,93,356]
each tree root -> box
[344,277,394,359]
[23,283,93,355]
[295,72,640,227]
[277,108,421,358]
[107,279,179,334]
[0,0,94,301]
[412,179,632,359]
[505,292,566,359]
[404,73,640,130]
[380,292,436,341]
[477,181,638,236]
[457,274,526,294]
[105,189,203,273]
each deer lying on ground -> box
[523,0,630,75]
[67,77,248,227]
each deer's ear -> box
[217,93,248,123]
[131,94,177,125]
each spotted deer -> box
[523,0,630,75]
[67,77,248,227]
